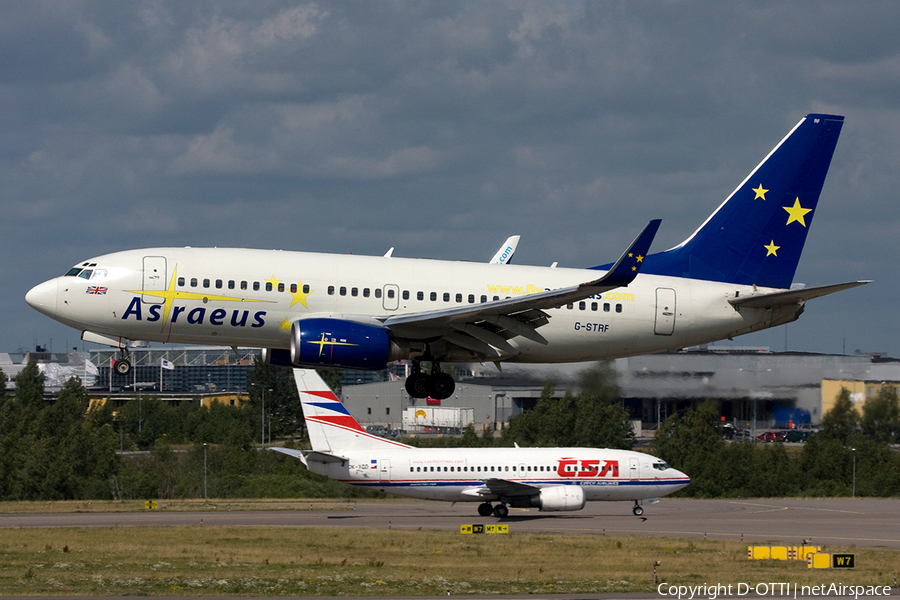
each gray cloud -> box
[3,0,898,356]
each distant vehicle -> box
[365,425,390,437]
[723,423,751,440]
[756,431,786,443]
[784,430,810,443]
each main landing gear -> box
[632,502,644,516]
[405,362,455,400]
[113,348,132,376]
[477,502,508,518]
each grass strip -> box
[1,526,898,596]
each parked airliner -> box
[273,368,689,517]
[25,114,867,399]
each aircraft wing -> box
[380,220,661,357]
[729,280,870,309]
[483,478,540,498]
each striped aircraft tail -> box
[293,368,410,454]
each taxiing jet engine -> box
[531,485,586,512]
[290,317,396,370]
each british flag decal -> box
[86,286,108,295]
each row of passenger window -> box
[171,277,623,313]
[176,277,310,294]
[410,464,554,473]
[326,286,623,312]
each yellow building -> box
[821,379,900,416]
[89,392,250,412]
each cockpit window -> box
[65,268,82,277]
[91,269,108,281]
[653,462,670,471]
[78,269,93,280]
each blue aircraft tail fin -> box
[605,114,844,289]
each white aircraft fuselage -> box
[275,368,689,517]
[27,247,783,361]
[306,445,688,504]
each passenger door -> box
[142,256,167,304]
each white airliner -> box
[26,113,867,399]
[272,368,690,517]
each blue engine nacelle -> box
[290,317,392,370]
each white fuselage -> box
[306,445,689,503]
[26,247,793,361]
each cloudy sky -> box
[3,1,898,358]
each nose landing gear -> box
[632,502,644,516]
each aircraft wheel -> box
[477,502,493,517]
[429,372,455,400]
[633,505,644,517]
[493,504,508,518]
[114,359,132,376]
[405,372,430,398]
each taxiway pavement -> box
[2,498,899,549]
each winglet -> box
[489,235,520,264]
[590,219,661,288]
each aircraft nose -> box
[26,279,58,316]
[671,469,691,491]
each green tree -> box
[0,366,7,407]
[820,388,859,442]
[246,357,304,440]
[502,383,575,446]
[652,401,725,497]
[860,387,900,444]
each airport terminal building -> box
[4,346,898,433]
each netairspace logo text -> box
[658,583,893,600]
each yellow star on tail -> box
[783,198,812,227]
[752,184,768,200]
[764,240,780,256]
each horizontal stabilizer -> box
[269,447,305,459]
[729,280,870,309]
[305,450,350,464]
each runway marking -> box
[729,500,865,515]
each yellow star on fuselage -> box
[752,184,768,200]
[783,198,812,227]
[290,281,312,308]
[128,266,272,331]
[266,275,282,289]
[279,317,292,331]
[764,240,780,256]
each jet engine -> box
[290,317,400,370]
[531,485,585,512]
[260,348,293,367]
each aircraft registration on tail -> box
[26,114,868,399]
[272,369,690,517]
